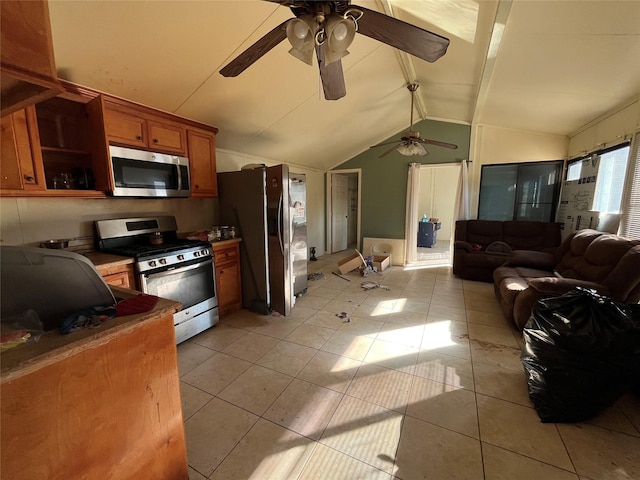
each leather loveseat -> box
[493,229,640,330]
[453,220,561,282]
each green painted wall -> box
[336,119,470,240]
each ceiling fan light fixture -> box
[397,142,428,156]
[322,14,357,65]
[286,16,316,65]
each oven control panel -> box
[138,247,211,273]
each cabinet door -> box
[187,129,218,197]
[96,263,137,290]
[104,110,146,148]
[148,121,186,155]
[214,244,242,317]
[0,0,63,116]
[216,262,241,316]
[1,108,46,192]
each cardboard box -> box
[372,254,391,272]
[338,252,364,274]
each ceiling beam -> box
[472,0,512,125]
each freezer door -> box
[218,169,269,310]
[266,164,291,316]
[290,173,307,297]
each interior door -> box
[331,174,349,252]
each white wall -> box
[216,149,326,257]
[469,125,569,217]
[0,196,216,248]
[568,96,640,158]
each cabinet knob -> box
[24,175,35,182]
[136,135,143,141]
[153,138,159,143]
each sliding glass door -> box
[478,160,563,221]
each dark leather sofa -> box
[493,229,640,330]
[453,220,562,282]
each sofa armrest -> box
[505,250,556,269]
[454,240,474,253]
[528,277,610,297]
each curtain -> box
[405,162,421,264]
[455,159,470,221]
[620,130,640,239]
[450,160,470,258]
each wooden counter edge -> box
[0,286,181,383]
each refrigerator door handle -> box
[277,192,284,255]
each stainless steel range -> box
[95,216,218,343]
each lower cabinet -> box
[95,262,137,290]
[0,307,188,480]
[213,241,242,317]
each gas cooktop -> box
[102,239,210,259]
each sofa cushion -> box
[503,221,561,251]
[464,220,504,246]
[460,251,508,269]
[557,234,634,282]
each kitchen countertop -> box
[84,251,135,268]
[0,285,181,382]
[210,237,242,248]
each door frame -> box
[326,169,362,254]
[406,162,461,263]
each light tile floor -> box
[179,253,640,480]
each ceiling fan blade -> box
[220,20,289,77]
[417,138,459,149]
[353,6,450,63]
[316,44,346,100]
[379,143,402,158]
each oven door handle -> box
[143,258,213,279]
[277,192,284,255]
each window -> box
[592,145,630,213]
[558,142,631,235]
[620,131,640,239]
[478,160,563,221]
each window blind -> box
[620,130,640,239]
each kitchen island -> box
[0,286,188,480]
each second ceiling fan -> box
[370,83,458,157]
[219,1,450,100]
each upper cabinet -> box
[1,0,63,117]
[1,80,218,198]
[104,101,186,155]
[1,108,46,191]
[187,128,218,198]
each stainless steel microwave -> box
[109,145,190,197]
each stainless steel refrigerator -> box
[218,164,307,316]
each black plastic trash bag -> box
[521,287,640,423]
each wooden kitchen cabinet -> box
[32,93,111,194]
[0,107,46,191]
[105,101,186,155]
[1,0,63,117]
[95,262,137,290]
[188,128,218,197]
[213,240,242,317]
[0,293,188,480]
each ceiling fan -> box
[219,1,450,100]
[370,83,458,157]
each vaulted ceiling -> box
[48,0,640,171]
